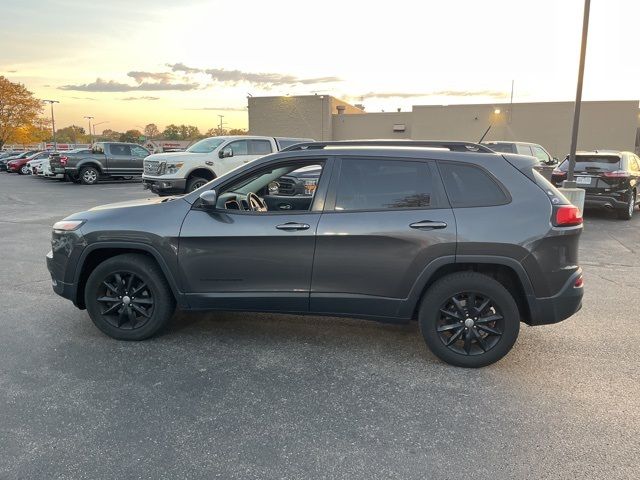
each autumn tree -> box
[99,129,122,141]
[162,124,181,140]
[0,76,44,148]
[228,128,247,136]
[11,117,51,145]
[119,129,143,143]
[179,124,201,140]
[55,125,86,144]
[205,127,247,137]
[144,123,160,139]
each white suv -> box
[142,136,312,195]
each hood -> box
[145,151,209,162]
[89,195,181,211]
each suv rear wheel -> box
[418,272,520,368]
[617,189,635,220]
[84,253,175,340]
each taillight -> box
[552,169,566,177]
[602,170,629,178]
[574,275,584,288]
[60,156,68,166]
[554,205,583,227]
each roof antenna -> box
[478,124,492,143]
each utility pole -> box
[43,100,59,151]
[217,115,226,135]
[565,0,591,187]
[93,121,109,138]
[84,116,94,145]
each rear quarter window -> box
[438,162,510,207]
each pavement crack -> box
[606,232,636,254]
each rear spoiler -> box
[501,153,540,181]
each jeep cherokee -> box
[46,140,583,368]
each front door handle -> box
[276,222,310,231]
[410,220,448,230]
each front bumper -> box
[526,269,583,326]
[142,177,187,195]
[46,250,78,305]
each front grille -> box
[277,178,296,195]
[144,161,164,175]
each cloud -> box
[121,96,161,101]
[185,106,246,111]
[59,78,200,92]
[6,70,17,73]
[357,90,508,99]
[127,71,174,83]
[166,62,201,74]
[69,96,97,101]
[167,62,341,86]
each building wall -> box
[248,95,638,157]
[248,95,363,141]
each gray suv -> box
[46,140,584,368]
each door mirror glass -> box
[219,147,233,159]
[199,189,218,208]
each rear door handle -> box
[276,222,310,231]
[410,220,448,230]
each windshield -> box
[186,138,225,154]
[558,155,620,172]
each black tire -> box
[616,190,635,220]
[79,166,100,185]
[186,176,208,192]
[84,253,175,340]
[418,272,520,368]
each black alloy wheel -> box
[436,292,504,356]
[96,271,154,330]
[419,272,520,368]
[85,253,175,340]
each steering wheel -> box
[246,192,268,212]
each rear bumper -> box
[142,177,187,194]
[584,193,628,210]
[526,269,583,326]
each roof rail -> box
[281,140,494,153]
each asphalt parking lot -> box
[0,173,639,479]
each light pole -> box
[565,0,591,187]
[93,121,109,138]
[43,100,59,151]
[84,116,94,145]
[217,115,226,135]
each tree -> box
[119,129,142,143]
[162,124,181,140]
[0,76,44,148]
[55,125,86,144]
[99,129,121,141]
[144,123,160,139]
[205,127,247,137]
[11,117,51,145]
[179,124,201,140]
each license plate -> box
[576,176,591,185]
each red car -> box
[7,151,49,174]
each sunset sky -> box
[1,0,639,133]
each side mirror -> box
[199,189,218,208]
[219,147,233,159]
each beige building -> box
[248,95,639,158]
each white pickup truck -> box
[142,135,312,195]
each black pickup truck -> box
[50,142,150,185]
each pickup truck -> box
[49,142,151,185]
[141,135,312,195]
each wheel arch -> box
[404,255,534,324]
[77,161,103,173]
[186,167,216,182]
[73,243,182,309]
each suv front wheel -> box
[84,253,176,340]
[419,272,520,368]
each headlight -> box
[165,162,184,174]
[52,220,85,231]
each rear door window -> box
[110,144,131,156]
[532,145,550,163]
[250,140,273,155]
[334,158,433,211]
[439,162,510,207]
